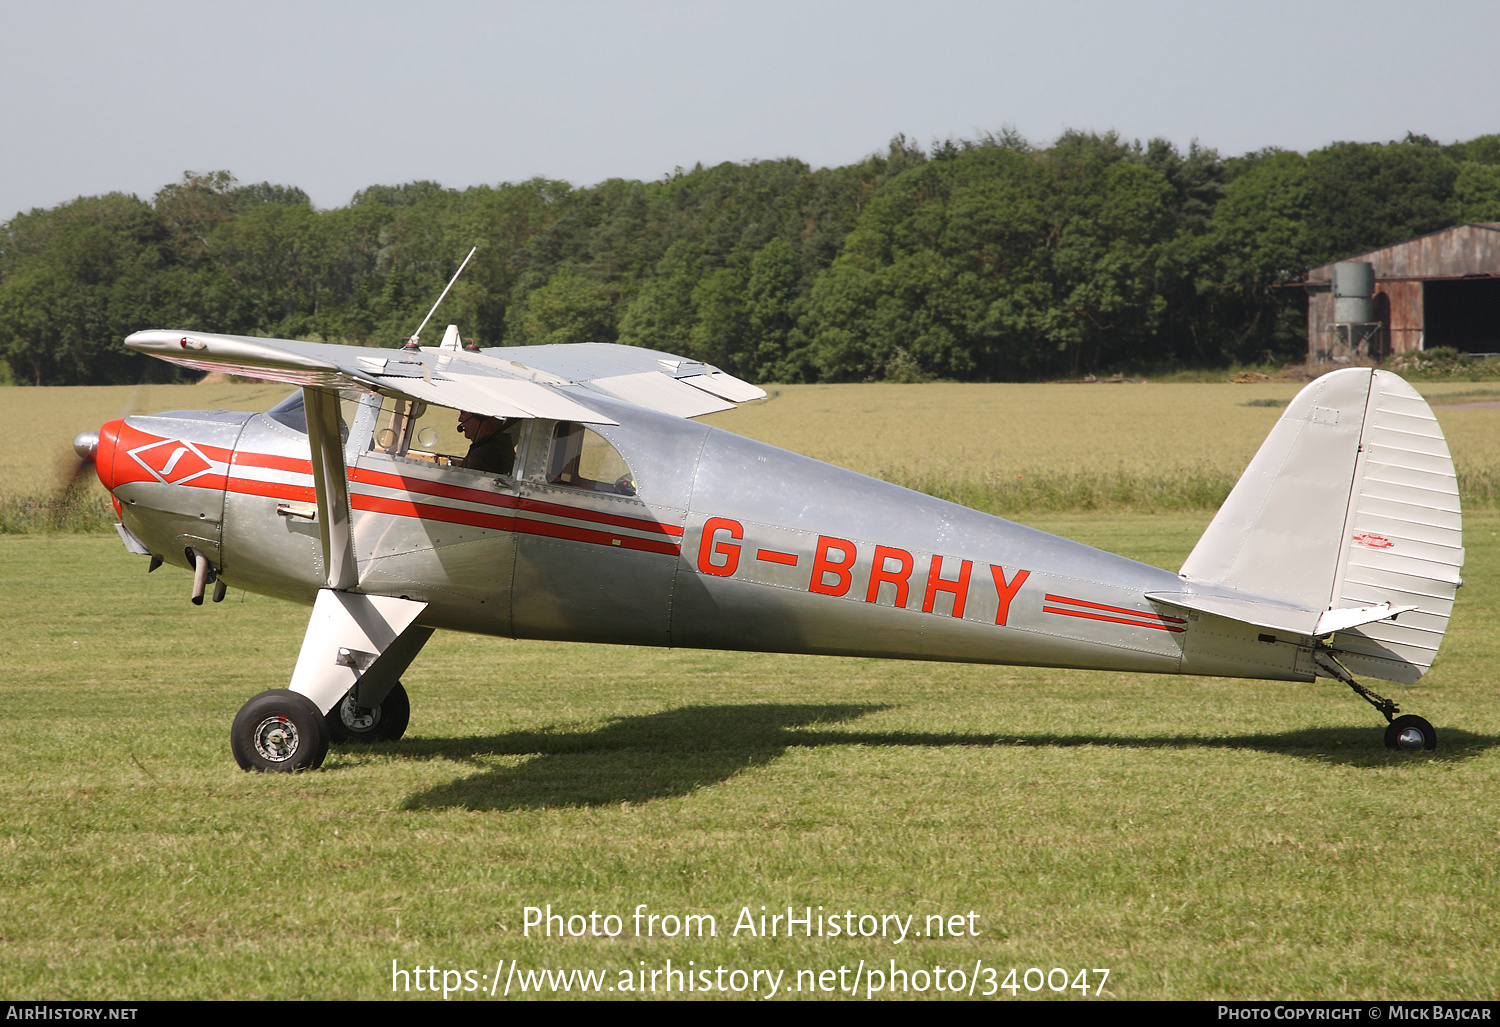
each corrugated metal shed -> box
[1302,222,1500,361]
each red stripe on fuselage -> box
[1044,593,1186,624]
[225,476,317,503]
[231,450,314,475]
[350,493,680,556]
[1042,592,1187,633]
[113,428,682,557]
[348,464,682,538]
[1042,606,1188,633]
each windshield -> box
[265,389,364,440]
[266,391,307,433]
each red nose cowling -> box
[95,418,124,494]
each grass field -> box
[1,381,1497,1000]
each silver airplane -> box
[75,325,1464,770]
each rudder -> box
[1180,368,1463,683]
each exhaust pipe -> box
[189,548,210,605]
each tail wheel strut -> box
[1314,651,1437,752]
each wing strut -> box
[303,387,357,590]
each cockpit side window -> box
[546,423,636,496]
[370,396,524,477]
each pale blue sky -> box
[3,0,1497,220]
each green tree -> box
[617,241,701,354]
[805,132,1179,380]
[510,267,616,346]
[745,237,806,380]
[0,192,173,384]
[1452,163,1500,222]
[1302,136,1460,262]
[1183,149,1315,363]
[688,267,747,372]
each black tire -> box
[230,689,330,772]
[1384,714,1437,752]
[326,681,410,744]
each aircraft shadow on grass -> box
[388,704,1499,812]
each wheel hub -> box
[253,715,300,762]
[337,695,380,733]
[1395,726,1427,751]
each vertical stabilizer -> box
[1180,368,1463,682]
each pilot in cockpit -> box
[457,411,517,475]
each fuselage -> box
[94,391,1314,683]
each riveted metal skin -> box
[99,391,1318,683]
[673,426,1190,673]
[107,410,252,579]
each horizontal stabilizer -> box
[1314,602,1420,635]
[1145,591,1418,637]
[1144,591,1322,635]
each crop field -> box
[700,380,1500,515]
[8,378,1499,533]
[1,379,1498,1001]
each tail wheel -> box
[231,690,329,771]
[326,681,410,743]
[1384,714,1437,752]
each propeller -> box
[51,379,145,531]
[47,429,105,531]
[51,376,144,533]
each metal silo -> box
[1330,261,1382,358]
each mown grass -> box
[2,513,1498,1000]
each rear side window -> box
[547,423,636,496]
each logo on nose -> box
[128,439,215,484]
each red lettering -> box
[865,545,914,607]
[989,565,1030,625]
[697,517,743,576]
[923,555,973,618]
[809,536,857,596]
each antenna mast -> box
[402,246,478,350]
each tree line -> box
[4,130,1499,386]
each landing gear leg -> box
[1315,651,1437,752]
[228,590,432,771]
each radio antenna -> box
[402,245,478,350]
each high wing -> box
[123,330,767,423]
[122,328,767,601]
[480,341,768,414]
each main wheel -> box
[230,689,330,771]
[1384,714,1437,752]
[326,681,410,743]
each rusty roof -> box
[1305,223,1500,282]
